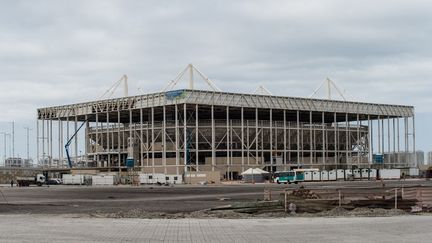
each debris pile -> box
[291,186,320,199]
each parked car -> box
[46,178,62,185]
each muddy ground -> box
[0,180,431,218]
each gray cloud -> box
[0,0,432,158]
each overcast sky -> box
[0,0,431,162]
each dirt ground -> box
[0,180,431,218]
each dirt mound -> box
[89,208,252,219]
[291,186,320,199]
[346,207,407,217]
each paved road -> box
[0,214,430,242]
[1,180,430,215]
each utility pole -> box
[24,127,32,161]
[5,133,11,163]
[0,132,7,165]
[11,121,15,160]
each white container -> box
[304,171,313,181]
[361,169,370,179]
[152,173,167,184]
[62,174,84,185]
[166,174,183,184]
[353,169,362,179]
[369,169,377,179]
[139,173,167,184]
[138,174,148,184]
[328,170,337,180]
[320,170,329,181]
[92,175,114,186]
[139,173,154,184]
[336,170,345,180]
[409,168,419,176]
[312,171,321,181]
[379,169,401,179]
[345,169,353,180]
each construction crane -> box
[64,121,86,168]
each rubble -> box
[291,186,320,199]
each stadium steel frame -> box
[37,89,415,177]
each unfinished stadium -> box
[36,65,416,179]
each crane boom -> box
[65,121,86,168]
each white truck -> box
[16,174,46,187]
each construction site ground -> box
[1,179,431,218]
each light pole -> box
[23,127,32,162]
[11,121,15,160]
[0,132,8,165]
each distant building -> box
[4,157,33,167]
[415,151,425,166]
[38,157,68,168]
[427,151,432,165]
[384,151,424,167]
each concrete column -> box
[163,105,167,174]
[96,113,99,167]
[241,107,245,172]
[381,119,385,156]
[247,120,250,166]
[58,119,62,167]
[378,116,381,154]
[387,117,391,162]
[117,110,121,171]
[322,112,325,168]
[357,114,360,166]
[269,109,273,171]
[255,108,258,165]
[104,112,109,169]
[36,119,39,166]
[49,119,52,167]
[84,117,90,165]
[288,116,291,163]
[184,104,187,172]
[397,118,400,165]
[310,111,313,165]
[296,110,300,166]
[369,115,373,163]
[195,104,199,171]
[151,107,155,174]
[129,109,133,168]
[211,105,215,171]
[146,109,149,167]
[175,104,179,174]
[227,106,230,178]
[405,117,408,160]
[283,110,287,170]
[138,108,143,170]
[345,113,349,166]
[412,114,416,167]
[334,113,337,167]
[392,118,396,156]
[74,116,78,167]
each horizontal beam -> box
[37,89,414,120]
